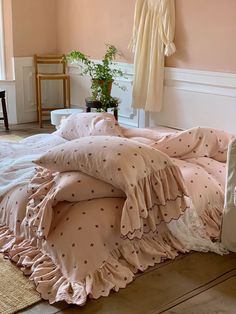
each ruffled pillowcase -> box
[54,112,123,140]
[35,136,189,239]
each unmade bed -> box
[0,112,234,305]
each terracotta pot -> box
[92,79,113,95]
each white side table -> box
[51,108,84,128]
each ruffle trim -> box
[0,224,187,305]
[25,165,190,241]
[122,165,190,238]
[199,206,223,240]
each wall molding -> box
[152,67,236,134]
[5,57,236,134]
[165,67,236,97]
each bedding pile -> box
[0,113,234,305]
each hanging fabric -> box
[130,0,176,112]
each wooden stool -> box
[0,90,9,130]
[34,54,71,128]
[85,99,118,120]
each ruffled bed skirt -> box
[0,223,187,305]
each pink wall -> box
[56,0,135,63]
[11,0,57,57]
[166,0,236,73]
[4,0,236,74]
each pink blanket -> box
[0,125,233,305]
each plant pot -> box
[92,79,113,96]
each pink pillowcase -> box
[54,112,123,140]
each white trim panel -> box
[150,67,236,134]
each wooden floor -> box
[1,122,236,314]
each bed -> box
[0,112,234,306]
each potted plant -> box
[66,44,125,112]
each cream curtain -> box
[130,0,176,112]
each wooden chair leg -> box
[35,77,39,123]
[63,79,66,108]
[1,93,9,130]
[37,78,43,128]
[67,77,71,108]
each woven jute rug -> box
[0,254,41,314]
[0,135,22,142]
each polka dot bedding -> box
[34,136,190,239]
[0,123,234,306]
[54,112,123,140]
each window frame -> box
[0,0,5,80]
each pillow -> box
[54,112,123,140]
[35,136,189,238]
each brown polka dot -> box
[110,225,114,228]
[84,260,88,264]
[78,227,82,230]
[100,208,104,211]
[72,243,75,247]
[90,243,94,247]
[62,254,65,258]
[95,225,99,228]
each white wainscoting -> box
[8,58,236,133]
[151,67,236,134]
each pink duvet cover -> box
[0,124,234,305]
